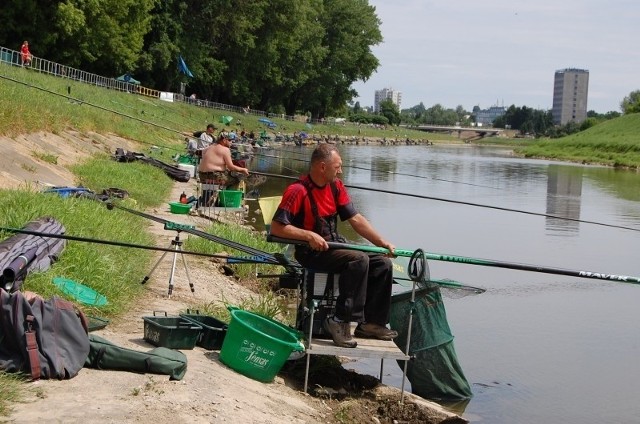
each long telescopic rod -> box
[266,235,640,285]
[0,227,281,265]
[102,202,281,264]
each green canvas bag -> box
[84,334,187,380]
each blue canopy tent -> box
[115,74,140,85]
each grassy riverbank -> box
[1,57,638,419]
[1,63,448,144]
[516,113,640,168]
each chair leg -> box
[303,300,317,393]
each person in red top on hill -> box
[20,41,31,66]
[270,143,398,348]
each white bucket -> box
[178,163,195,178]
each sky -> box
[351,0,640,114]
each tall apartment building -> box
[551,68,589,125]
[374,88,402,113]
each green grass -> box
[71,155,173,207]
[0,154,174,315]
[184,221,286,282]
[1,63,455,145]
[0,189,154,316]
[188,290,295,326]
[517,114,640,167]
[31,151,58,164]
[0,372,28,415]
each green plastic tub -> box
[169,202,191,214]
[219,308,305,382]
[218,190,243,208]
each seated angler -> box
[269,144,398,348]
[198,134,249,190]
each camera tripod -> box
[141,229,195,297]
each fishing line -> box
[0,74,182,153]
[254,151,305,176]
[101,201,282,264]
[254,149,504,191]
[3,73,636,232]
[253,171,640,233]
[0,72,521,191]
[0,226,280,265]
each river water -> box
[249,143,640,424]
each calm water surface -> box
[251,144,640,424]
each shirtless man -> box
[198,134,249,189]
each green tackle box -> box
[143,313,202,350]
[180,313,228,350]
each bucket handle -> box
[153,311,168,317]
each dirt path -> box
[1,132,465,424]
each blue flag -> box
[178,55,194,78]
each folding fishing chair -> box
[266,236,411,397]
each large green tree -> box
[621,90,640,114]
[135,0,188,91]
[294,0,383,118]
[1,0,384,117]
[52,0,155,74]
[494,105,553,135]
[378,99,400,125]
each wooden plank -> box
[196,206,246,216]
[308,337,409,360]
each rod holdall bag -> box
[84,334,188,381]
[0,289,90,380]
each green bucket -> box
[218,190,243,207]
[219,309,305,382]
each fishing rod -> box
[0,226,279,265]
[252,171,640,233]
[266,235,640,285]
[102,201,282,264]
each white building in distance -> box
[475,105,506,126]
[374,88,402,113]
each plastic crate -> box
[143,313,202,350]
[180,313,228,350]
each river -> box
[248,143,640,424]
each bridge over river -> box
[401,124,502,141]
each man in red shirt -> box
[270,144,397,348]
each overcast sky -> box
[351,0,640,113]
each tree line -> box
[381,98,633,138]
[1,0,382,119]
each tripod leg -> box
[167,245,180,297]
[141,250,170,284]
[178,247,196,294]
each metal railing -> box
[0,45,159,98]
[0,44,336,126]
